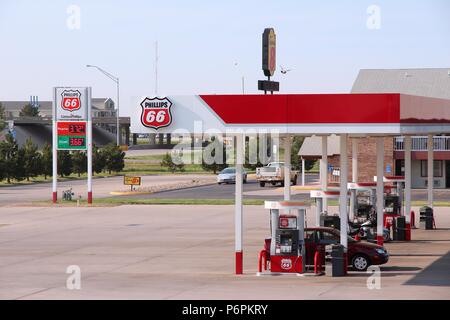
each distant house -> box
[299,68,450,189]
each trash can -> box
[321,215,341,229]
[325,244,345,277]
[419,206,434,230]
[394,216,406,241]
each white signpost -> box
[52,87,93,204]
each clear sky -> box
[1,0,449,116]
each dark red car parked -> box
[304,227,389,271]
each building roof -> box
[298,135,340,158]
[351,68,450,100]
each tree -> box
[41,143,52,179]
[160,152,185,173]
[0,102,6,131]
[22,137,42,181]
[72,151,87,177]
[0,134,24,183]
[291,136,315,172]
[92,144,106,175]
[19,103,40,117]
[58,151,73,177]
[201,137,228,174]
[103,143,125,174]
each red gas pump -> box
[257,201,309,275]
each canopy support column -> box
[321,136,328,212]
[405,136,412,224]
[339,134,348,251]
[235,133,244,275]
[376,137,384,246]
[350,138,358,221]
[284,136,291,200]
[301,157,305,186]
[427,134,434,208]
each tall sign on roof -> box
[259,28,279,94]
[262,28,276,77]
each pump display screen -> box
[279,215,297,229]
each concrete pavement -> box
[0,204,448,299]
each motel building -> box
[299,68,450,189]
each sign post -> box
[259,28,279,94]
[52,87,92,204]
[124,176,141,191]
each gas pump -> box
[374,176,405,229]
[347,183,377,223]
[258,201,309,274]
[310,189,348,228]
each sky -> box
[0,0,449,116]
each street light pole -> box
[86,64,120,146]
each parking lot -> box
[0,204,448,299]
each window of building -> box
[420,160,443,177]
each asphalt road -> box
[119,174,450,201]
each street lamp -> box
[86,64,120,146]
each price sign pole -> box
[52,87,92,204]
[87,87,93,204]
[52,88,58,203]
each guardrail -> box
[394,136,450,151]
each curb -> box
[110,191,154,196]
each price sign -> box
[124,176,141,186]
[57,121,87,150]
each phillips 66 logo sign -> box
[281,258,292,270]
[140,97,173,129]
[54,87,88,121]
[61,90,81,112]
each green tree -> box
[0,134,24,183]
[0,155,5,182]
[290,136,315,171]
[201,137,228,174]
[0,102,6,131]
[92,145,106,175]
[22,137,42,181]
[103,143,125,174]
[19,103,40,117]
[57,151,73,177]
[72,151,87,177]
[160,152,185,173]
[41,143,52,179]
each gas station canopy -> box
[131,93,450,135]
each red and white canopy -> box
[130,93,450,135]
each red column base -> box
[405,223,411,241]
[88,191,92,204]
[235,251,243,275]
[52,192,57,203]
[377,235,384,246]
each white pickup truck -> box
[256,162,299,187]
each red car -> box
[304,227,389,271]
